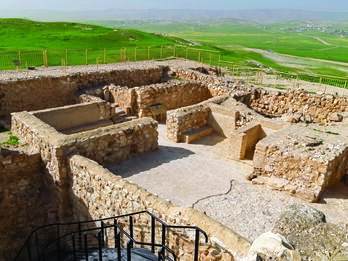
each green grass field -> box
[0,18,347,87]
[0,18,175,50]
[0,18,185,69]
[102,21,348,77]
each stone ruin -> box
[0,61,347,260]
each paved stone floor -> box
[106,124,348,242]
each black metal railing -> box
[13,210,208,261]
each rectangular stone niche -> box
[31,102,113,134]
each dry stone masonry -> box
[0,60,347,261]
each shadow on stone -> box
[105,145,195,178]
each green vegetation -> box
[0,18,347,88]
[1,132,19,146]
[101,20,348,77]
[313,128,340,135]
[305,136,324,145]
[0,18,174,50]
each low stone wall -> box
[207,103,239,137]
[173,68,258,101]
[248,89,348,124]
[229,123,266,160]
[167,104,211,143]
[11,112,158,218]
[32,102,112,131]
[108,85,135,114]
[0,149,58,261]
[69,155,251,260]
[0,66,166,118]
[252,127,348,202]
[135,80,213,118]
[166,96,229,142]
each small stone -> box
[329,112,343,122]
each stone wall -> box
[32,102,113,131]
[166,104,211,142]
[207,103,239,137]
[248,89,348,124]
[135,80,213,118]
[69,155,251,260]
[11,112,158,217]
[252,127,348,202]
[0,67,166,118]
[174,68,244,97]
[108,85,135,114]
[166,96,234,142]
[0,148,58,261]
[229,123,266,160]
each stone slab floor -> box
[106,124,348,241]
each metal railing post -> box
[161,223,166,258]
[84,232,88,261]
[78,223,82,250]
[127,241,132,261]
[129,216,134,241]
[194,229,199,261]
[117,232,121,261]
[98,231,103,261]
[27,240,32,261]
[114,219,118,249]
[71,234,77,261]
[35,231,40,259]
[101,221,105,247]
[151,216,155,253]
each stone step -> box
[181,126,213,144]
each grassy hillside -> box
[97,20,348,77]
[1,18,348,78]
[0,18,174,51]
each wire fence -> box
[218,60,348,90]
[0,44,347,90]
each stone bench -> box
[181,126,213,143]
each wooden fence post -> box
[186,47,188,60]
[134,47,137,62]
[209,53,212,65]
[344,78,348,89]
[148,47,150,60]
[104,48,106,64]
[42,50,45,67]
[18,50,21,67]
[160,45,163,59]
[173,45,176,57]
[198,51,201,63]
[45,50,48,67]
[66,49,68,66]
[121,48,123,63]
[85,48,88,65]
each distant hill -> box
[0,18,175,50]
[2,9,348,24]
